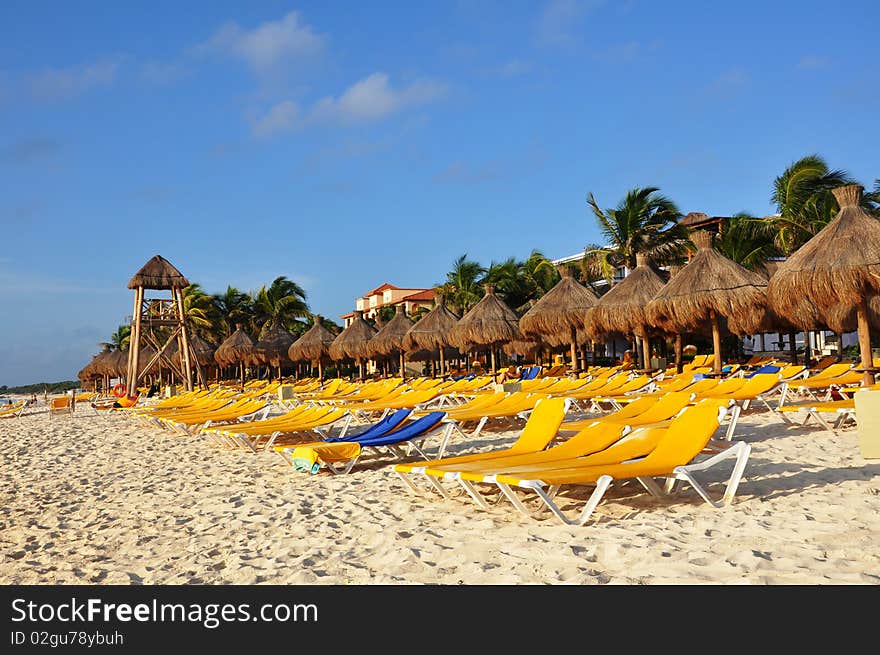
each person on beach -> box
[496,364,519,384]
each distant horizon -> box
[1,1,877,385]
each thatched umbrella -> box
[253,322,295,380]
[768,185,880,384]
[448,284,523,376]
[215,324,256,385]
[367,304,415,376]
[289,315,337,379]
[187,333,217,367]
[105,348,128,379]
[645,230,768,375]
[504,339,544,358]
[584,253,668,371]
[519,266,599,373]
[403,293,460,377]
[328,310,377,380]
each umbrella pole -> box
[400,351,405,379]
[642,335,651,373]
[675,334,683,375]
[439,347,445,378]
[489,347,497,378]
[789,330,798,365]
[709,310,722,375]
[569,327,578,374]
[836,332,844,361]
[856,300,874,386]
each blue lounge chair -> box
[282,412,450,474]
[745,364,780,379]
[324,408,412,443]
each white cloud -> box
[535,0,605,50]
[195,10,323,73]
[496,59,534,78]
[313,73,444,123]
[252,73,445,136]
[252,100,300,137]
[704,68,750,100]
[27,59,121,100]
[139,60,191,85]
[798,55,829,71]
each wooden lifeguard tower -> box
[125,255,205,398]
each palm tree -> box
[866,179,880,217]
[583,186,689,282]
[439,254,486,314]
[482,257,526,307]
[100,325,131,351]
[212,286,253,339]
[713,213,782,272]
[522,250,560,296]
[180,284,217,339]
[252,275,309,336]
[768,154,853,255]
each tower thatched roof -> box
[519,267,599,342]
[448,284,522,349]
[127,255,190,290]
[585,254,667,338]
[368,305,415,357]
[288,315,337,363]
[645,230,768,335]
[328,310,378,361]
[214,325,256,367]
[768,185,880,322]
[402,293,460,351]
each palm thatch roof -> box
[328,310,378,361]
[214,325,256,367]
[406,346,460,362]
[402,293,460,351]
[167,333,219,368]
[519,267,599,342]
[188,333,218,367]
[127,255,190,290]
[137,345,160,375]
[645,230,768,335]
[288,316,337,364]
[503,339,545,357]
[768,185,880,322]
[367,305,415,357]
[92,345,115,376]
[448,284,523,350]
[106,348,129,377]
[585,253,666,338]
[252,322,296,367]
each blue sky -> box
[1,0,877,386]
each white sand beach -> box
[1,402,879,585]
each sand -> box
[1,399,879,585]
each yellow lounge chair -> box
[211,405,351,452]
[479,401,749,525]
[560,392,694,433]
[438,392,553,439]
[394,396,570,484]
